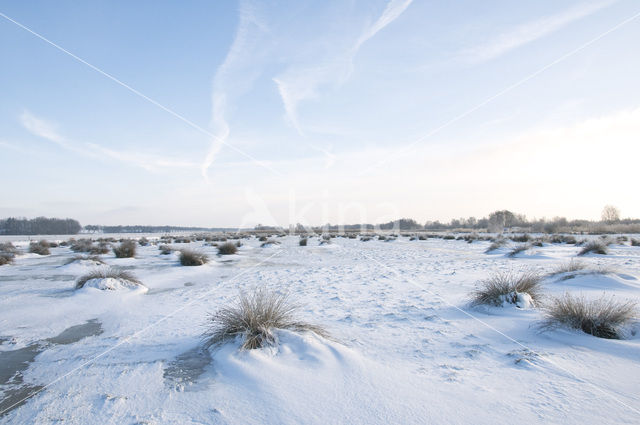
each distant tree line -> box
[84,225,218,233]
[296,206,639,234]
[0,217,81,235]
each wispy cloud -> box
[273,0,413,135]
[20,110,196,172]
[463,0,615,63]
[202,1,270,182]
[20,111,79,152]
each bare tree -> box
[601,205,620,224]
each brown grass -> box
[549,259,586,276]
[485,239,506,253]
[471,271,543,307]
[260,239,280,247]
[507,244,530,258]
[541,293,637,339]
[0,253,13,266]
[578,240,608,256]
[113,240,137,258]
[204,288,328,350]
[64,255,106,265]
[218,242,238,255]
[29,240,50,255]
[159,244,173,255]
[75,267,142,289]
[179,249,208,266]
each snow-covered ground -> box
[1,235,639,424]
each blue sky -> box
[1,0,639,227]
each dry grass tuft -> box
[218,242,238,255]
[0,243,17,265]
[203,288,328,350]
[75,267,142,289]
[485,239,506,253]
[64,255,106,265]
[578,240,608,256]
[29,240,50,255]
[541,293,637,339]
[550,259,586,276]
[507,244,529,258]
[113,240,137,258]
[0,253,14,266]
[159,245,173,255]
[260,239,280,247]
[179,249,208,266]
[471,271,543,307]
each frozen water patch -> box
[0,319,103,417]
[44,319,103,345]
[163,346,212,392]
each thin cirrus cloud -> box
[274,0,414,135]
[463,0,616,63]
[201,1,270,182]
[19,110,197,172]
[200,0,413,179]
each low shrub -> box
[507,244,529,258]
[75,267,142,289]
[550,259,586,276]
[510,234,531,243]
[260,239,280,247]
[258,236,268,242]
[90,242,110,255]
[29,240,50,255]
[180,249,208,266]
[138,237,150,246]
[0,253,14,266]
[64,255,105,265]
[0,242,19,255]
[299,238,308,246]
[113,240,137,258]
[203,288,328,350]
[631,238,640,247]
[471,271,543,307]
[541,294,637,339]
[578,240,608,256]
[70,239,93,252]
[70,239,109,254]
[218,242,238,255]
[485,239,506,253]
[159,244,173,255]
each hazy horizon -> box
[2,0,639,227]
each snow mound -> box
[209,329,436,423]
[499,291,535,309]
[80,277,148,293]
[554,272,640,290]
